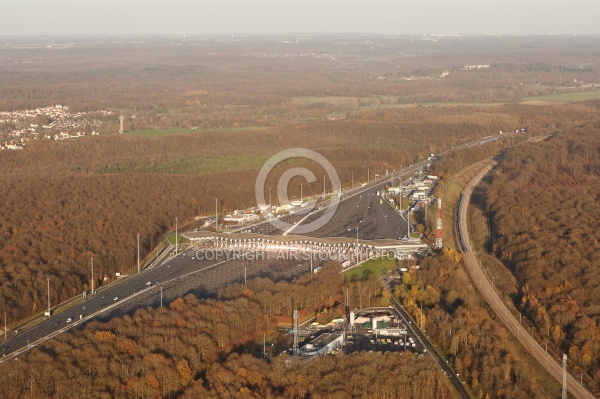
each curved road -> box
[458,161,595,399]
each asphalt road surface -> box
[1,248,321,361]
[248,162,429,239]
[391,298,471,399]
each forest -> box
[0,240,573,398]
[485,119,600,385]
[394,253,565,398]
[3,103,595,324]
[0,264,454,399]
[1,34,600,397]
[2,35,600,118]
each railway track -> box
[457,161,596,399]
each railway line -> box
[457,161,595,399]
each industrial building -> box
[299,332,343,357]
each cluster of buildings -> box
[292,308,422,359]
[0,105,112,150]
[371,69,451,82]
[461,64,491,70]
[223,209,260,225]
[386,172,438,204]
[266,52,336,61]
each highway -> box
[289,186,408,240]
[248,132,511,239]
[0,132,514,364]
[457,161,595,399]
[248,162,429,239]
[0,249,316,362]
[0,168,413,362]
[390,298,471,399]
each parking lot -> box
[291,307,426,357]
[343,333,425,355]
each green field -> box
[292,96,364,105]
[343,257,397,280]
[524,91,600,102]
[166,231,188,246]
[97,153,271,175]
[293,95,501,109]
[128,126,269,137]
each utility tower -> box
[292,310,299,356]
[435,196,443,249]
[562,354,568,399]
[118,113,124,134]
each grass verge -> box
[343,257,397,280]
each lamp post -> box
[91,257,94,295]
[47,278,51,316]
[137,233,140,273]
[215,198,218,232]
[356,226,359,268]
[175,217,178,255]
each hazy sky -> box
[2,0,599,35]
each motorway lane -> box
[247,164,427,239]
[102,249,318,316]
[300,188,408,240]
[391,298,470,399]
[458,162,595,399]
[1,247,323,361]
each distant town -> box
[0,104,113,150]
